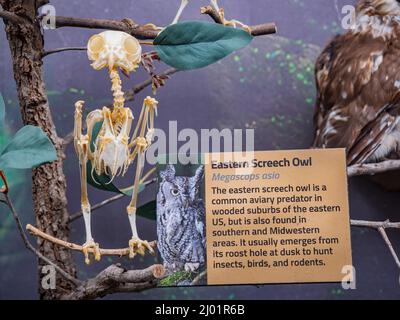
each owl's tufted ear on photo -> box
[160,164,176,181]
[193,165,204,185]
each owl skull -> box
[87,30,142,74]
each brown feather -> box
[313,5,400,165]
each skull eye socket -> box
[170,188,179,197]
[88,35,105,58]
[124,37,141,60]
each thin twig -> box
[55,16,160,40]
[200,5,277,36]
[350,219,400,229]
[62,263,165,300]
[200,6,223,24]
[378,227,400,269]
[42,47,86,57]
[125,67,178,101]
[347,160,400,177]
[0,9,27,24]
[0,170,9,194]
[1,192,80,286]
[27,224,156,257]
[43,40,155,58]
[54,12,277,38]
[69,177,157,223]
[351,219,400,271]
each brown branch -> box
[347,160,400,177]
[350,219,400,229]
[351,219,400,270]
[200,5,277,36]
[42,47,86,57]
[0,9,27,24]
[55,16,159,40]
[43,40,154,58]
[62,263,165,300]
[0,170,9,194]
[200,6,223,24]
[55,10,277,39]
[125,67,178,101]
[1,186,80,286]
[27,224,156,257]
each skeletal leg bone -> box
[172,0,189,24]
[125,97,158,258]
[74,101,101,265]
[126,142,155,258]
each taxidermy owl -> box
[313,0,400,171]
[157,165,206,273]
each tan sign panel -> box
[205,149,352,285]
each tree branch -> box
[43,40,154,58]
[200,5,277,36]
[125,67,178,101]
[42,46,86,57]
[0,8,27,24]
[55,16,159,40]
[62,263,165,300]
[351,219,400,270]
[347,160,400,177]
[27,224,156,258]
[0,177,80,287]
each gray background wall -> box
[1,0,400,299]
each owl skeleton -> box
[74,30,157,264]
[314,0,400,166]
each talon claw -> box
[82,240,101,265]
[128,238,153,259]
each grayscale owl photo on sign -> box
[156,162,207,287]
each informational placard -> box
[204,149,352,285]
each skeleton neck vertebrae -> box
[110,68,125,110]
[74,30,158,264]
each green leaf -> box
[137,200,156,220]
[86,121,146,196]
[0,94,5,129]
[154,21,253,70]
[0,125,57,169]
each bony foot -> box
[142,23,163,31]
[184,262,200,272]
[82,239,101,265]
[225,19,252,33]
[128,238,155,259]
